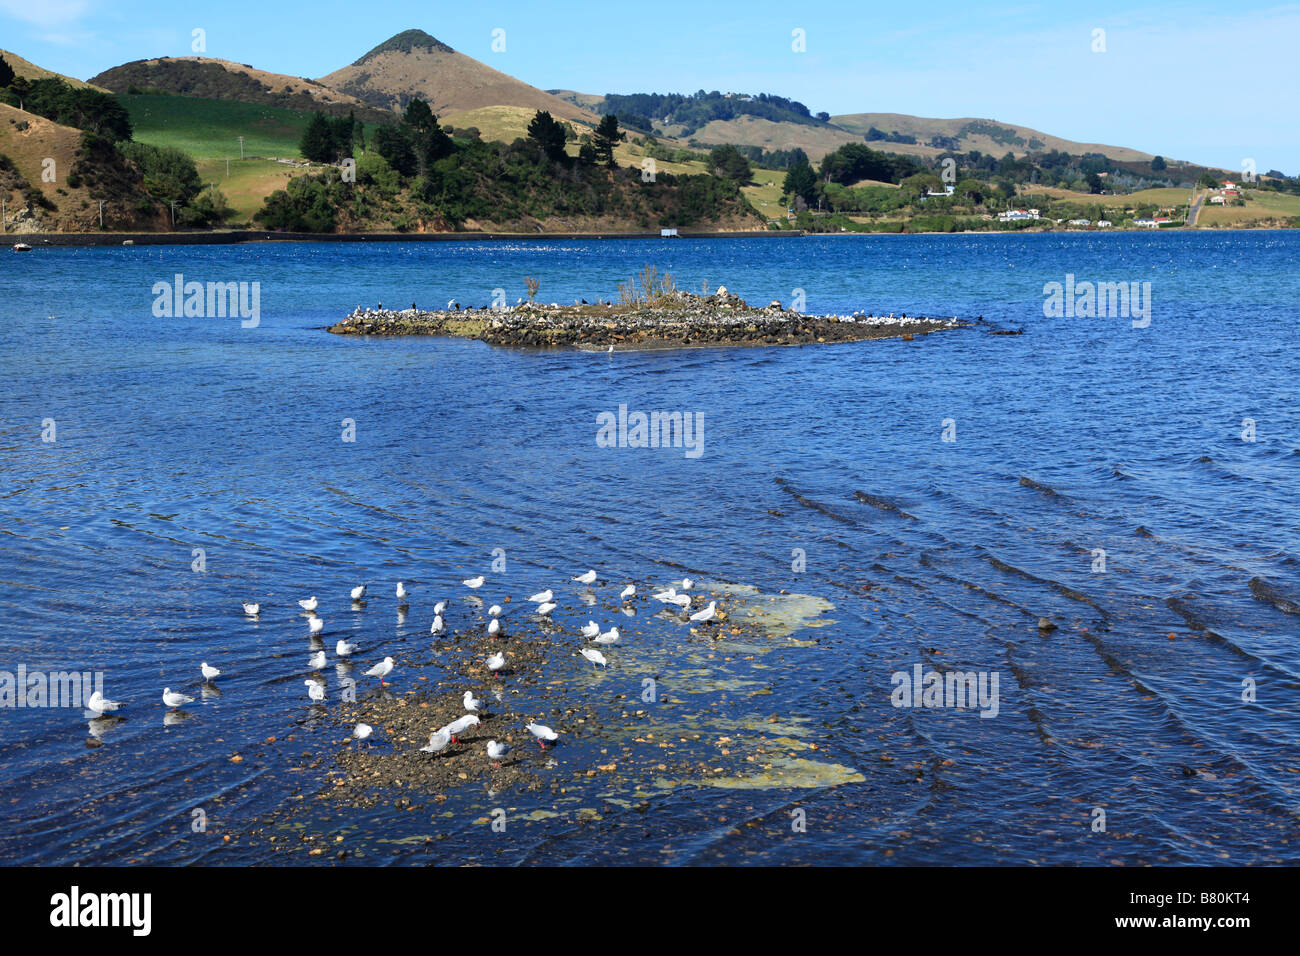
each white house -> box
[1210,195,1226,204]
[927,185,955,197]
[1067,218,1091,226]
[1096,220,1113,227]
[1133,218,1159,227]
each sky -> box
[1,0,1296,173]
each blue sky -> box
[2,0,1296,173]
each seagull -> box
[336,639,357,656]
[308,650,326,669]
[526,722,559,749]
[573,570,597,585]
[87,691,123,715]
[242,602,260,616]
[681,577,694,590]
[581,620,600,638]
[619,585,636,600]
[463,690,484,713]
[200,662,221,682]
[690,601,717,623]
[488,618,501,637]
[528,589,553,603]
[353,723,373,746]
[488,605,502,618]
[441,714,480,743]
[652,587,677,603]
[668,593,691,608]
[420,729,451,754]
[304,679,325,703]
[535,602,556,617]
[487,740,510,766]
[350,584,367,601]
[463,576,485,589]
[308,616,324,635]
[430,614,445,635]
[364,656,395,684]
[298,596,318,611]
[595,627,620,644]
[580,647,608,667]
[162,687,194,710]
[486,651,505,674]
[433,600,447,615]
[396,582,409,602]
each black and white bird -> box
[487,740,510,766]
[162,687,194,710]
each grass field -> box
[742,167,789,222]
[117,93,323,159]
[1196,189,1300,226]
[192,157,306,222]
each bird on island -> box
[353,723,373,746]
[336,639,357,656]
[162,688,194,710]
[396,582,409,602]
[690,601,717,623]
[463,576,485,589]
[535,602,556,617]
[573,570,598,585]
[308,616,324,635]
[488,618,501,637]
[242,602,260,616]
[441,714,480,744]
[526,722,559,749]
[350,584,367,601]
[528,589,553,603]
[298,596,318,612]
[200,662,221,682]
[433,600,447,616]
[364,656,395,684]
[430,614,445,635]
[619,585,636,600]
[463,690,484,713]
[595,627,620,645]
[487,740,510,766]
[486,651,506,674]
[488,605,501,618]
[420,729,451,754]
[309,650,326,670]
[304,680,325,703]
[580,647,608,668]
[87,691,123,715]
[581,620,600,638]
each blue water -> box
[1,232,1297,865]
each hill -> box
[90,57,392,122]
[0,48,107,91]
[317,29,591,123]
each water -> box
[1,232,1297,865]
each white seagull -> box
[487,618,501,637]
[304,679,325,703]
[486,651,506,674]
[528,589,553,603]
[336,639,357,656]
[353,723,373,746]
[619,584,636,600]
[651,587,677,603]
[441,714,480,743]
[433,600,447,615]
[526,722,559,749]
[365,656,395,684]
[162,687,194,710]
[200,662,221,682]
[396,582,409,602]
[308,616,324,635]
[595,627,620,644]
[690,601,717,623]
[298,596,318,611]
[430,614,445,635]
[463,690,484,713]
[667,593,692,608]
[420,729,451,754]
[463,576,485,589]
[487,740,510,765]
[488,605,502,618]
[681,577,694,590]
[87,691,123,715]
[580,647,608,667]
[581,620,600,638]
[309,650,326,670]
[573,570,597,585]
[535,602,556,617]
[350,584,367,601]
[242,602,260,616]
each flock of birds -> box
[82,568,719,767]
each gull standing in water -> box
[487,618,501,637]
[463,576,485,589]
[336,638,357,657]
[690,601,717,623]
[487,740,510,766]
[242,602,260,617]
[304,679,325,703]
[528,589,553,603]
[433,600,447,616]
[364,656,395,685]
[430,614,445,635]
[581,620,600,638]
[488,605,502,618]
[526,723,559,749]
[619,585,636,600]
[535,602,556,617]
[298,596,318,612]
[595,627,620,645]
[680,578,694,591]
[486,651,505,675]
[308,616,324,635]
[200,662,221,682]
[308,650,326,670]
[396,582,409,603]
[162,688,194,710]
[350,584,367,601]
[420,729,451,754]
[573,570,597,585]
[580,647,608,667]
[353,723,373,746]
[463,690,484,714]
[87,691,123,716]
[651,587,677,603]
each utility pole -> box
[170,200,177,230]
[98,200,104,229]
[238,136,245,160]
[1,196,5,234]
[226,157,230,178]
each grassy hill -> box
[116,92,329,158]
[0,48,107,91]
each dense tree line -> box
[599,90,823,136]
[299,111,364,164]
[0,74,133,139]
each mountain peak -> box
[354,30,455,64]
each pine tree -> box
[592,115,624,167]
[299,112,333,163]
[0,55,14,90]
[527,111,568,162]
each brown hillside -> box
[0,48,108,91]
[317,29,592,124]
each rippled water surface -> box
[1,232,1297,865]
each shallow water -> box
[1,232,1297,865]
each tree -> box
[1086,171,1103,194]
[299,113,333,163]
[592,114,625,167]
[0,55,14,90]
[709,145,751,183]
[527,110,568,162]
[403,98,435,132]
[1151,155,1167,172]
[783,158,817,204]
[372,124,417,177]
